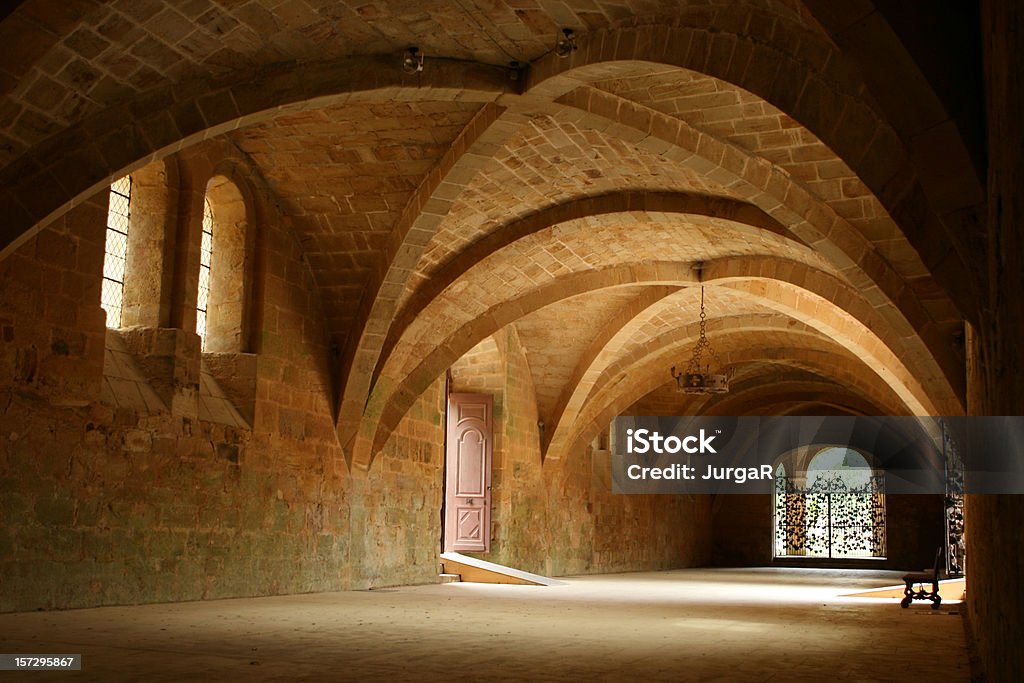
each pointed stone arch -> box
[377,191,786,389]
[352,248,956,469]
[555,331,918,464]
[523,15,979,314]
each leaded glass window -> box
[196,197,214,350]
[101,175,132,328]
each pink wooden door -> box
[444,393,493,553]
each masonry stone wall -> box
[348,376,446,589]
[0,169,356,610]
[967,1,1024,680]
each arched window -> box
[774,447,886,559]
[196,197,214,350]
[197,176,251,354]
[101,175,132,328]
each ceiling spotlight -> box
[402,46,424,74]
[555,28,578,58]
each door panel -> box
[445,393,492,553]
[456,428,486,495]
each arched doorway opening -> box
[774,447,886,559]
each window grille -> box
[773,448,886,559]
[196,197,214,350]
[101,175,132,328]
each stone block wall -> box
[0,197,107,406]
[348,376,446,589]
[0,176,356,611]
[965,495,1024,680]
[970,2,1024,680]
[711,496,773,566]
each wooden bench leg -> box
[901,580,914,608]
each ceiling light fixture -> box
[555,28,578,58]
[402,46,424,74]
[671,286,729,394]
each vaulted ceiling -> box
[0,0,983,467]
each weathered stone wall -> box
[0,198,107,406]
[958,2,1024,679]
[0,173,356,610]
[348,376,446,589]
[965,495,1024,679]
[968,1,1024,679]
[711,496,773,566]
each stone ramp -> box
[440,552,566,586]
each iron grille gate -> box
[774,473,887,558]
[941,420,965,576]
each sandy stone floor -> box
[0,568,969,682]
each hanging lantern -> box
[671,286,729,394]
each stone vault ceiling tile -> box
[513,286,645,422]
[588,68,960,332]
[402,114,744,306]
[229,99,483,345]
[0,0,822,169]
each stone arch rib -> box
[376,191,787,389]
[523,18,977,319]
[0,57,515,262]
[558,335,914,463]
[334,102,518,458]
[353,252,955,470]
